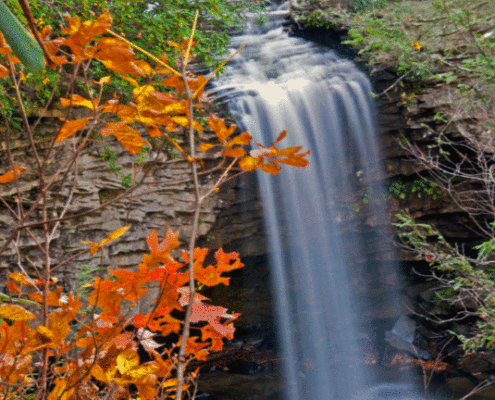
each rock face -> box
[0,122,222,293]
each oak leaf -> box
[177,288,238,339]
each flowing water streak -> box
[212,4,423,399]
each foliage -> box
[0,0,267,133]
[0,8,309,400]
[6,0,266,69]
[395,214,495,353]
[388,178,443,200]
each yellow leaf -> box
[90,363,109,384]
[238,156,261,172]
[100,226,131,246]
[172,116,204,130]
[0,166,26,183]
[35,325,55,342]
[55,118,90,143]
[60,94,97,110]
[121,75,139,87]
[0,304,35,321]
[82,226,130,255]
[47,377,74,400]
[116,348,140,375]
[95,75,111,85]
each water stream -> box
[212,3,427,399]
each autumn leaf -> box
[144,229,180,267]
[177,287,238,339]
[82,226,130,255]
[194,248,243,287]
[225,131,252,147]
[55,118,90,142]
[208,114,236,141]
[199,143,216,152]
[146,125,162,138]
[47,377,74,400]
[0,166,26,183]
[0,304,35,321]
[100,121,145,154]
[238,156,262,172]
[0,64,8,78]
[222,147,246,158]
[60,94,98,111]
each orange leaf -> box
[121,75,139,87]
[194,248,243,287]
[0,64,8,78]
[146,125,162,138]
[99,58,151,77]
[261,162,282,175]
[81,240,100,255]
[101,122,145,154]
[6,281,19,295]
[208,114,236,141]
[272,130,287,145]
[199,143,216,152]
[225,132,252,147]
[0,166,26,183]
[55,118,90,143]
[0,304,35,321]
[222,147,246,158]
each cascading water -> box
[212,3,429,399]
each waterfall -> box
[212,3,428,399]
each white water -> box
[212,3,427,399]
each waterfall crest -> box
[212,3,427,399]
